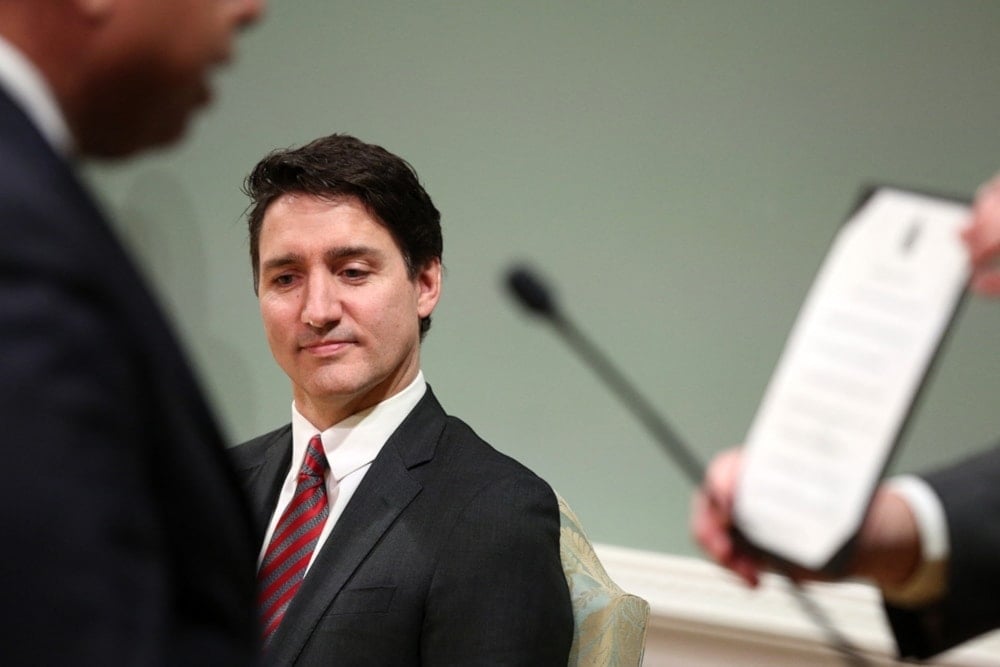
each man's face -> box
[257,194,441,428]
[74,0,264,157]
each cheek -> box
[162,4,229,55]
[260,300,298,347]
[380,294,422,342]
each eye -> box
[341,267,370,281]
[272,273,297,287]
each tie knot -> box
[299,435,328,481]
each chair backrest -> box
[556,493,650,667]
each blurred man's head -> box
[0,0,264,158]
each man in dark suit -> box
[230,134,573,665]
[0,1,263,664]
[691,172,1000,660]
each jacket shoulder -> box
[229,424,292,471]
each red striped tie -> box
[257,434,330,644]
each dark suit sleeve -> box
[0,174,264,664]
[886,446,1000,659]
[0,204,177,664]
[420,472,573,665]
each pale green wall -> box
[87,1,1000,557]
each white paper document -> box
[733,187,970,571]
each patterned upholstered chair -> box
[557,494,650,666]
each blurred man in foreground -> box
[0,1,264,663]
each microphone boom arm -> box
[505,266,704,483]
[546,311,706,484]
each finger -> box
[977,172,1000,197]
[691,488,731,559]
[704,448,743,512]
[969,187,1000,252]
[971,269,1000,297]
[730,557,762,588]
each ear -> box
[415,258,442,319]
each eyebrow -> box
[260,253,302,275]
[326,245,384,263]
[259,245,385,274]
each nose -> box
[301,274,342,330]
[233,0,265,28]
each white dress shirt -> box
[883,474,950,605]
[257,372,427,574]
[0,35,72,155]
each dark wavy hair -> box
[244,134,443,337]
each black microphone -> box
[505,265,705,485]
[507,268,557,318]
[504,264,873,667]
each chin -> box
[82,117,192,160]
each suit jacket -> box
[0,89,258,664]
[231,388,573,666]
[886,446,1000,659]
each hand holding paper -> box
[692,447,923,589]
[733,187,970,572]
[964,173,1000,296]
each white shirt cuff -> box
[881,475,949,606]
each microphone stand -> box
[544,310,706,486]
[505,265,876,667]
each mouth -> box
[301,340,353,357]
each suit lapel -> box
[241,427,294,534]
[265,389,446,664]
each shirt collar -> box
[0,34,73,155]
[290,372,427,481]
